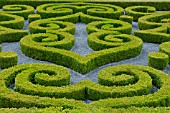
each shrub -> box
[148,52,169,70]
[0,12,24,29]
[86,20,132,34]
[134,12,170,43]
[28,14,41,23]
[0,51,18,69]
[2,5,34,19]
[125,6,156,21]
[119,15,133,24]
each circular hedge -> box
[2,5,34,19]
[0,64,170,109]
[148,52,169,70]
[125,6,156,21]
[0,51,18,69]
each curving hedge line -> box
[2,5,34,19]
[0,26,28,43]
[86,20,132,34]
[36,3,124,19]
[0,0,170,11]
[0,12,24,29]
[134,12,170,43]
[20,31,142,74]
[0,107,170,113]
[0,64,170,109]
[125,6,156,21]
[29,20,75,34]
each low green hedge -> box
[119,15,133,24]
[87,31,141,51]
[36,3,124,19]
[29,20,75,34]
[0,107,170,113]
[28,14,41,23]
[2,4,34,19]
[20,33,75,51]
[125,6,156,21]
[0,0,170,11]
[86,20,132,34]
[0,12,24,29]
[148,52,169,70]
[159,41,170,61]
[0,64,170,108]
[134,12,170,43]
[20,31,142,74]
[0,26,28,43]
[0,51,18,69]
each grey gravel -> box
[1,17,170,100]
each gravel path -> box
[1,18,170,102]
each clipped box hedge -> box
[28,14,41,23]
[148,52,169,70]
[2,4,34,19]
[125,6,156,21]
[0,51,18,69]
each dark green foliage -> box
[148,52,169,70]
[125,6,156,21]
[2,5,34,19]
[28,14,41,23]
[0,51,18,69]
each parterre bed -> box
[0,1,170,113]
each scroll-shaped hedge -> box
[2,5,34,19]
[90,64,170,108]
[20,31,142,74]
[29,20,75,34]
[125,6,156,21]
[0,26,28,43]
[0,64,170,109]
[0,12,24,29]
[86,20,132,34]
[134,12,170,43]
[88,31,141,51]
[36,3,124,19]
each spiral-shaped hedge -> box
[0,12,24,29]
[0,64,170,110]
[20,31,142,74]
[88,31,142,51]
[134,12,170,43]
[86,20,132,34]
[159,41,170,61]
[2,5,34,19]
[36,3,124,19]
[125,6,156,21]
[29,20,75,34]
